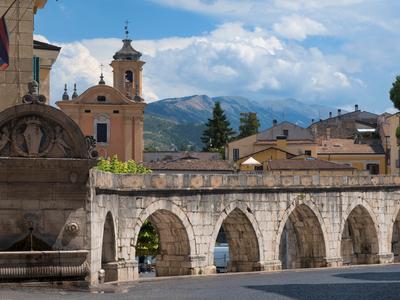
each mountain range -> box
[144,95,338,151]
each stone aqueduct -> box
[1,94,400,285]
[91,172,400,284]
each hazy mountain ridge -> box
[144,95,337,151]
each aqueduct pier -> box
[90,172,400,284]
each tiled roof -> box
[144,159,234,172]
[33,40,61,51]
[256,121,314,141]
[267,159,355,170]
[318,139,385,154]
[144,151,222,162]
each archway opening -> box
[101,212,117,282]
[279,204,326,269]
[136,209,191,277]
[392,211,400,262]
[341,205,379,265]
[214,208,260,273]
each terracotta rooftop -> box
[267,159,355,171]
[144,159,235,172]
[318,139,384,154]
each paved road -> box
[1,264,400,300]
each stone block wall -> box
[89,170,400,284]
[0,158,91,251]
[0,0,36,111]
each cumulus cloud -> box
[47,22,362,107]
[273,15,327,41]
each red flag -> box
[0,15,9,71]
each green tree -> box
[238,112,260,139]
[390,76,400,110]
[135,220,159,257]
[201,102,235,151]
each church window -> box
[97,95,106,102]
[96,123,108,143]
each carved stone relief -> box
[0,116,73,158]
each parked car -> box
[214,244,229,273]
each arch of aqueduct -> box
[1,94,400,285]
[90,171,400,284]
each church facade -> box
[57,34,146,162]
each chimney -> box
[338,109,341,117]
[273,119,278,126]
[329,112,332,118]
[355,104,359,111]
[311,119,314,124]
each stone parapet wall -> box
[92,169,400,192]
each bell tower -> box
[110,23,145,101]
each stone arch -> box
[276,202,328,269]
[389,204,400,262]
[132,200,196,277]
[101,211,117,282]
[340,204,380,265]
[208,201,264,272]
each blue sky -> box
[34,0,400,115]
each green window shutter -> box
[32,56,40,84]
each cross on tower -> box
[124,21,130,39]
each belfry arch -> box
[341,205,379,265]
[278,204,327,269]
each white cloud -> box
[47,23,361,107]
[273,15,327,41]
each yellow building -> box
[57,33,146,162]
[317,138,386,175]
[227,121,318,170]
[378,112,400,175]
[0,0,54,111]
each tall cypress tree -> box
[201,102,234,151]
[238,112,260,139]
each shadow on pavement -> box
[333,272,400,281]
[245,282,400,300]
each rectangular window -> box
[366,164,379,175]
[233,149,240,161]
[32,56,40,84]
[283,129,289,136]
[96,123,108,143]
[305,150,312,156]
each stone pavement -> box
[1,264,400,300]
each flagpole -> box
[1,0,18,18]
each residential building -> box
[57,32,146,162]
[0,0,55,111]
[309,105,379,140]
[226,121,318,165]
[378,112,400,175]
[317,138,386,174]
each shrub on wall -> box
[97,156,152,174]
